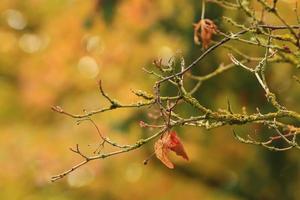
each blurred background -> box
[0,0,299,199]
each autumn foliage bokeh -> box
[0,0,300,200]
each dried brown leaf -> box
[154,131,189,169]
[194,19,218,49]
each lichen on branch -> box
[51,0,300,182]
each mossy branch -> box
[51,1,300,182]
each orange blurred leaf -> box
[194,19,218,49]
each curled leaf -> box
[168,131,189,161]
[194,19,218,49]
[154,131,189,169]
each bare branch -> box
[51,1,300,182]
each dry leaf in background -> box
[194,19,217,49]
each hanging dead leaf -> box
[194,19,218,49]
[154,131,189,169]
[154,136,174,169]
[167,131,189,161]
